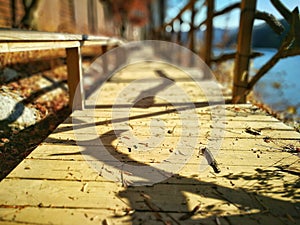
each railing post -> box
[204,0,214,68]
[66,46,85,110]
[232,0,257,103]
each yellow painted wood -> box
[0,61,299,225]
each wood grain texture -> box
[0,61,299,225]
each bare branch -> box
[212,52,263,64]
[247,50,282,91]
[214,2,240,18]
[195,2,240,30]
[291,7,300,47]
[280,48,300,58]
[270,0,292,22]
[255,11,284,34]
[160,0,197,30]
[247,21,300,92]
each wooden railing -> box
[0,29,123,110]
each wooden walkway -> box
[0,61,299,225]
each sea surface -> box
[213,47,299,121]
[251,48,300,121]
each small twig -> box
[121,170,133,187]
[245,127,261,136]
[215,216,221,225]
[179,204,201,220]
[167,126,176,134]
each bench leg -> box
[101,45,108,75]
[66,47,85,110]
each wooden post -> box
[188,3,196,53]
[204,0,214,68]
[66,47,85,110]
[101,45,108,75]
[87,0,98,34]
[159,0,166,39]
[232,0,257,103]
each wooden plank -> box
[1,207,298,225]
[0,207,132,225]
[101,45,108,75]
[0,60,299,225]
[0,40,80,53]
[0,179,127,209]
[6,154,299,181]
[44,127,300,142]
[29,138,300,160]
[82,39,122,47]
[0,29,83,41]
[0,179,299,221]
[0,39,121,53]
[0,29,113,41]
[66,47,85,110]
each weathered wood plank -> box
[44,127,300,143]
[0,179,298,223]
[6,156,299,184]
[0,61,299,225]
[0,40,80,53]
[29,138,300,159]
[1,207,298,225]
[0,40,120,53]
[0,29,114,41]
[0,208,299,225]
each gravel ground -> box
[0,59,71,180]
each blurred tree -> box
[99,0,150,38]
[19,0,39,29]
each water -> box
[251,48,300,121]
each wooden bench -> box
[0,29,123,110]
